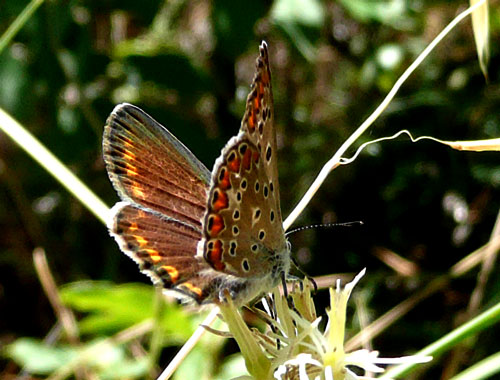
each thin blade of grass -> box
[470,0,490,80]
[380,302,500,379]
[0,0,45,54]
[157,307,219,380]
[33,248,79,344]
[450,351,500,380]
[283,0,488,231]
[0,107,110,224]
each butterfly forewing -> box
[239,42,282,222]
[202,41,288,278]
[104,104,211,228]
[104,104,220,302]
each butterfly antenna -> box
[285,221,363,237]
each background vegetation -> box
[0,0,499,378]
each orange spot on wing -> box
[121,149,136,161]
[132,186,145,198]
[228,155,240,173]
[213,190,228,211]
[242,147,252,171]
[120,136,134,147]
[254,94,260,110]
[129,222,138,232]
[248,110,256,131]
[181,282,203,298]
[253,151,260,164]
[126,163,138,176]
[207,240,225,271]
[161,265,179,283]
[209,214,225,236]
[134,235,148,246]
[144,249,161,263]
[219,169,231,190]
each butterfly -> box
[103,41,291,305]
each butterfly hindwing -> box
[110,202,223,302]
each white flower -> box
[273,269,432,380]
[219,269,431,380]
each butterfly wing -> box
[104,104,220,302]
[238,42,282,221]
[202,42,288,278]
[104,104,210,228]
[104,42,289,304]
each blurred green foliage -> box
[0,0,499,379]
[59,282,192,336]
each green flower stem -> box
[219,298,271,379]
[380,301,500,379]
[0,107,110,224]
[0,0,46,54]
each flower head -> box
[219,270,432,380]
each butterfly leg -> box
[281,270,298,310]
[290,256,318,294]
[263,294,282,350]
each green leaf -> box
[339,0,412,29]
[99,356,149,379]
[60,281,192,339]
[271,0,324,27]
[5,338,77,374]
